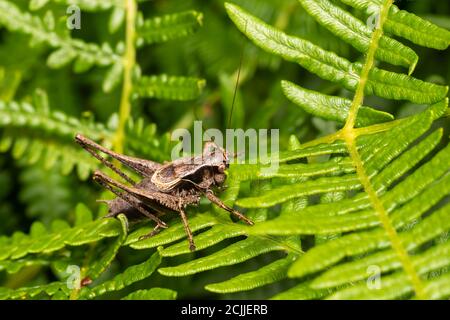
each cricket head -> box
[202,141,229,186]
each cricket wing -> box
[151,154,209,190]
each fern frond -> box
[81,250,162,299]
[0,92,170,178]
[122,288,177,300]
[125,178,302,295]
[0,208,174,300]
[205,254,297,294]
[0,281,69,300]
[137,10,203,46]
[134,75,206,101]
[339,0,450,49]
[0,256,57,274]
[281,80,393,127]
[0,95,112,180]
[0,212,121,261]
[298,0,418,73]
[1,0,447,301]
[225,3,448,104]
[221,2,450,299]
[0,1,120,71]
[30,0,122,11]
[83,214,128,282]
[271,282,332,300]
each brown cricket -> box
[75,134,254,251]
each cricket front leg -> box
[93,170,167,230]
[205,190,254,226]
[178,205,196,251]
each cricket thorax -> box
[151,141,229,192]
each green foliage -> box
[340,0,450,50]
[137,10,203,46]
[0,0,449,301]
[135,75,206,101]
[225,2,448,104]
[281,80,394,127]
[0,93,111,180]
[298,0,419,73]
[0,0,120,71]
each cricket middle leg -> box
[178,205,196,252]
[205,190,254,226]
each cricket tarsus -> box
[138,223,165,241]
[205,190,254,226]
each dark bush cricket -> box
[75,134,254,251]
[76,31,252,251]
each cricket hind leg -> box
[93,170,168,230]
[140,205,196,251]
[205,190,254,226]
[75,134,161,181]
[77,135,135,184]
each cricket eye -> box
[214,173,226,185]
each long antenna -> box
[228,22,248,129]
[193,100,213,143]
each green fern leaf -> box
[126,213,217,249]
[0,216,121,261]
[205,254,298,294]
[0,1,120,71]
[0,92,170,178]
[83,214,128,281]
[31,0,122,11]
[137,10,203,46]
[298,0,418,73]
[271,282,332,300]
[339,0,450,49]
[134,75,206,101]
[225,3,448,104]
[159,237,285,277]
[121,288,177,300]
[229,101,449,299]
[0,281,69,300]
[82,250,162,299]
[281,80,393,127]
[0,96,111,180]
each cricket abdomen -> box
[103,198,139,218]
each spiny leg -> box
[179,205,196,251]
[93,170,167,229]
[138,224,166,241]
[77,135,135,184]
[205,190,254,225]
[93,169,181,212]
[76,134,162,180]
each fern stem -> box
[342,0,428,299]
[299,117,404,149]
[114,0,137,154]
